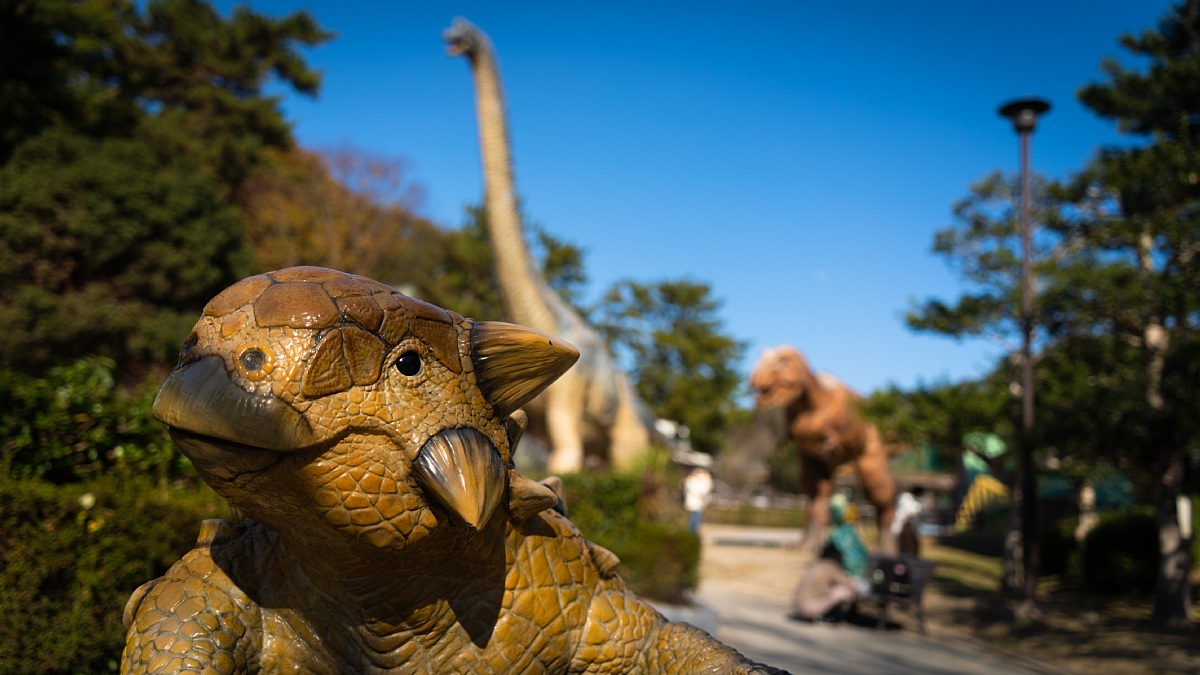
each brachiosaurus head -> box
[153,266,576,552]
[443,17,487,60]
[748,345,822,410]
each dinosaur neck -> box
[274,521,507,619]
[464,42,557,333]
[785,368,822,416]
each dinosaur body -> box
[445,18,657,473]
[749,346,896,553]
[122,267,783,674]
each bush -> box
[1075,497,1200,592]
[611,521,701,603]
[1080,507,1159,594]
[561,471,700,604]
[0,475,230,673]
[1039,516,1078,578]
[0,359,191,484]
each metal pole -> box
[998,97,1049,604]
[1020,128,1033,435]
[1017,125,1037,603]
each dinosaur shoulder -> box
[507,509,623,581]
[509,508,587,559]
[122,519,265,673]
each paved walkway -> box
[655,524,1059,675]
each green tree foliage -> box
[0,129,254,371]
[412,204,591,321]
[0,0,330,375]
[414,205,508,320]
[0,0,136,162]
[1050,0,1200,625]
[116,0,330,189]
[535,226,589,311]
[906,170,1061,346]
[593,279,746,454]
[862,369,1014,471]
[1,0,328,183]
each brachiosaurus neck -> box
[463,40,557,335]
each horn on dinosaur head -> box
[469,321,579,419]
[413,321,574,533]
[412,427,506,531]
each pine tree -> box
[1058,0,1200,625]
[0,0,331,374]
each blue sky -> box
[226,1,1172,395]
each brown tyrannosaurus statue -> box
[749,346,896,553]
[122,267,784,674]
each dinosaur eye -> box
[241,349,266,372]
[395,350,422,377]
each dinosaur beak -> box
[152,355,316,451]
[413,428,506,530]
[470,321,579,419]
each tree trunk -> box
[1001,485,1025,596]
[1138,231,1191,626]
[1152,454,1192,626]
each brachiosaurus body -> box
[445,18,657,474]
[121,267,785,674]
[750,346,897,553]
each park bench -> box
[864,555,937,635]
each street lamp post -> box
[998,96,1050,603]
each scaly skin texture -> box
[122,266,786,674]
[749,346,897,553]
[445,18,658,474]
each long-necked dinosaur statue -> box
[445,18,658,474]
[749,346,897,553]
[122,266,786,673]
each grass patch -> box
[704,505,807,528]
[925,541,1005,592]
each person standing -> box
[683,467,713,533]
[892,489,925,556]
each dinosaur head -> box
[748,345,818,410]
[443,17,486,59]
[153,267,577,551]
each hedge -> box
[0,475,230,673]
[561,470,700,604]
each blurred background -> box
[1,1,1196,671]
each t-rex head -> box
[748,345,820,410]
[153,266,577,552]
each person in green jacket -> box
[827,493,869,582]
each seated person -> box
[790,542,859,623]
[791,494,871,623]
